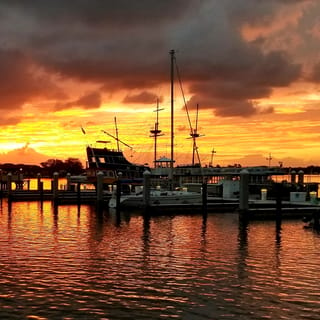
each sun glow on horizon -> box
[0,143,28,152]
[0,57,320,168]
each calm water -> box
[0,200,319,319]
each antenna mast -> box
[150,98,164,168]
[210,148,216,167]
[114,117,120,152]
[266,153,272,167]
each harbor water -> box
[0,199,319,319]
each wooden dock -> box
[114,197,320,219]
[1,189,111,204]
[54,190,111,204]
[0,172,318,220]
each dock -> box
[112,196,320,219]
[0,172,112,205]
[0,171,319,221]
[3,189,112,204]
[246,200,320,219]
[1,187,319,220]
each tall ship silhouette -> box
[84,117,149,185]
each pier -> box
[0,172,111,205]
[0,170,319,221]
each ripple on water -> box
[0,203,319,319]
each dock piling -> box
[7,173,12,199]
[290,170,296,184]
[275,183,283,218]
[66,173,71,190]
[298,170,304,185]
[239,169,249,213]
[37,173,42,191]
[52,172,59,204]
[115,180,121,210]
[77,182,81,204]
[143,170,151,208]
[202,180,208,213]
[96,171,104,203]
[39,181,44,202]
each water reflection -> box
[142,214,151,263]
[0,200,319,319]
[201,212,207,244]
[275,217,282,246]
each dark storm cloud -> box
[76,91,102,109]
[0,115,23,126]
[123,92,162,104]
[2,0,193,27]
[309,62,320,82]
[0,49,65,112]
[0,0,316,118]
[186,50,301,115]
[55,91,102,110]
[187,96,258,117]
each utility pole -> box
[210,148,216,167]
[266,153,272,167]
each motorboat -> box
[108,186,202,208]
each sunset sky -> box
[1,0,320,167]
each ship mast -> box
[174,53,204,167]
[150,98,164,168]
[189,103,204,166]
[101,117,132,151]
[169,49,175,189]
[114,117,120,152]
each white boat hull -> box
[109,190,202,208]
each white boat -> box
[108,187,202,208]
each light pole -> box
[266,153,272,167]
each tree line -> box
[0,158,84,178]
[1,160,320,178]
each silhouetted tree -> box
[40,158,84,176]
[64,158,83,175]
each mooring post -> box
[96,171,104,203]
[202,179,208,213]
[77,182,81,204]
[115,179,122,210]
[66,173,71,190]
[143,170,151,208]
[298,170,304,185]
[290,170,296,184]
[52,172,59,204]
[37,173,42,191]
[239,169,249,218]
[7,173,12,199]
[275,182,283,221]
[39,181,44,202]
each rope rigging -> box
[174,58,204,166]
